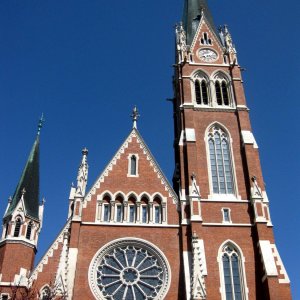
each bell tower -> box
[173,0,292,299]
[0,117,44,290]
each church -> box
[0,0,292,299]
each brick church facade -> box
[0,1,292,299]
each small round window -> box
[89,238,171,300]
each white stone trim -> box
[183,251,192,300]
[185,128,196,142]
[81,222,180,228]
[259,241,278,276]
[270,244,290,284]
[241,130,258,148]
[202,223,252,227]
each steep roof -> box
[182,0,218,45]
[5,135,40,220]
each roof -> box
[182,0,219,45]
[5,135,40,220]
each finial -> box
[191,172,196,180]
[8,196,12,204]
[37,113,45,136]
[82,147,88,156]
[21,188,26,196]
[131,106,140,129]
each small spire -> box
[131,106,140,129]
[37,113,45,136]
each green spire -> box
[182,0,218,45]
[5,116,44,220]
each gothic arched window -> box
[128,154,139,177]
[14,218,22,237]
[26,221,33,240]
[215,80,230,106]
[212,72,233,107]
[208,126,234,194]
[193,73,210,106]
[220,244,247,300]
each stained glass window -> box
[221,245,245,300]
[90,239,170,300]
[208,126,234,194]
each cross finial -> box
[37,113,45,136]
[131,106,140,129]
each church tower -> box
[0,118,44,295]
[173,0,292,299]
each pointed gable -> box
[83,128,178,221]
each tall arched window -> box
[14,218,22,237]
[193,73,210,106]
[220,244,247,300]
[26,222,33,240]
[130,155,137,175]
[213,72,233,107]
[208,126,234,194]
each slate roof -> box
[5,135,40,220]
[182,0,219,45]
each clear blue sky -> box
[0,0,299,298]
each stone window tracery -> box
[219,244,247,300]
[89,238,171,300]
[208,126,234,195]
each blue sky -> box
[0,0,299,298]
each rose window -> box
[89,238,170,300]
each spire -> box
[182,0,218,45]
[75,148,89,197]
[5,116,44,220]
[131,106,140,129]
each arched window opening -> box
[194,75,209,106]
[141,197,149,224]
[130,155,137,176]
[115,195,124,223]
[26,222,33,240]
[103,195,111,222]
[221,244,245,300]
[215,81,222,105]
[14,218,22,237]
[153,197,162,224]
[128,196,136,223]
[222,81,229,106]
[195,80,202,104]
[201,81,208,105]
[208,126,234,194]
